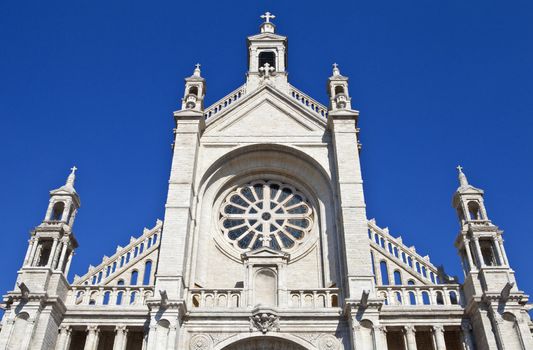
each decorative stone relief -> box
[209,333,237,346]
[295,332,321,344]
[249,312,280,334]
[317,334,341,350]
[190,334,212,350]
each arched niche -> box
[254,268,277,306]
[7,312,31,349]
[193,144,339,290]
[218,334,312,350]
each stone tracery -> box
[219,180,313,251]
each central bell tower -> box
[245,12,289,93]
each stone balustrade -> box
[288,288,340,308]
[189,288,244,309]
[376,285,462,307]
[204,85,246,119]
[288,85,328,118]
[67,286,154,307]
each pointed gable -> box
[204,85,326,137]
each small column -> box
[47,238,59,268]
[57,242,69,272]
[472,237,485,267]
[84,326,99,350]
[463,239,475,271]
[492,238,504,266]
[404,326,417,350]
[64,251,74,275]
[497,238,510,266]
[52,241,64,269]
[113,325,128,350]
[460,321,475,350]
[432,325,447,350]
[23,239,36,266]
[373,325,389,350]
[55,326,72,350]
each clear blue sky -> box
[1,0,532,312]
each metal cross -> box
[261,12,276,23]
[259,63,275,78]
[70,166,78,174]
[195,63,201,70]
[333,63,338,69]
[259,235,272,247]
[456,165,463,173]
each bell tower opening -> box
[258,51,276,70]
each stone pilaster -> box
[328,110,374,300]
[84,326,100,350]
[113,325,128,350]
[404,326,417,350]
[55,325,72,350]
[155,110,204,301]
[373,325,388,350]
[432,325,446,350]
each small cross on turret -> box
[261,12,276,23]
[259,63,275,80]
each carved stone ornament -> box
[190,334,212,350]
[249,312,280,334]
[318,334,340,350]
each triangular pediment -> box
[242,247,290,260]
[204,86,326,137]
[248,32,286,41]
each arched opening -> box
[467,201,481,220]
[436,291,445,305]
[36,240,53,267]
[131,270,138,285]
[449,291,458,305]
[7,312,30,349]
[222,336,308,350]
[380,261,389,285]
[480,239,498,266]
[254,268,277,306]
[409,291,417,305]
[334,86,344,96]
[258,51,276,69]
[143,261,152,285]
[422,291,430,305]
[51,202,65,221]
[393,270,402,285]
[189,86,198,96]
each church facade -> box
[1,14,532,350]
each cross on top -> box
[259,63,275,78]
[456,165,463,173]
[333,63,339,69]
[259,235,272,247]
[195,63,201,70]
[261,12,275,23]
[70,166,78,174]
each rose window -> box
[219,180,313,251]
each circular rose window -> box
[219,180,313,251]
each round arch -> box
[191,143,341,289]
[215,333,316,350]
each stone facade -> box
[1,13,532,350]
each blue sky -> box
[1,0,532,313]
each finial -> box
[259,12,276,33]
[66,166,77,187]
[457,165,469,187]
[193,63,201,77]
[260,12,276,23]
[332,63,340,76]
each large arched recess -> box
[216,334,314,350]
[188,143,343,291]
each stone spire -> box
[66,166,77,188]
[332,63,341,77]
[456,165,469,187]
[193,63,201,78]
